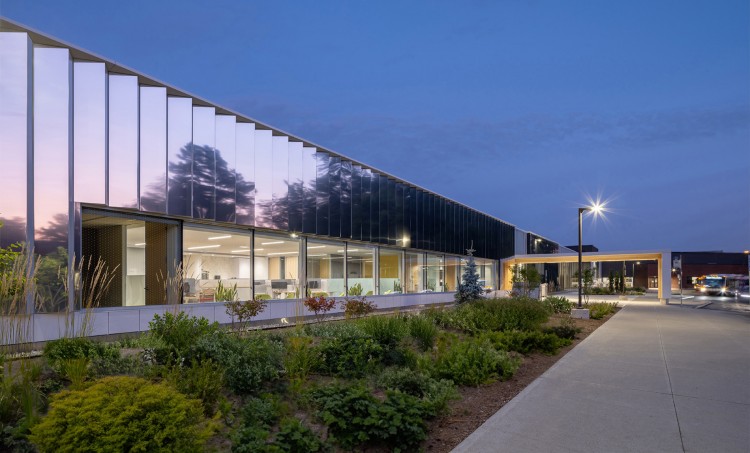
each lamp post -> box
[577,204,602,309]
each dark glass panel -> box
[408,187,416,250]
[139,86,167,213]
[108,74,139,209]
[415,190,422,249]
[271,136,289,230]
[0,32,31,248]
[328,156,341,237]
[215,115,236,223]
[395,183,404,247]
[287,141,304,233]
[254,129,273,228]
[235,122,256,226]
[378,175,388,244]
[192,106,215,220]
[340,160,352,239]
[315,152,330,236]
[360,169,372,242]
[73,61,106,205]
[387,179,396,246]
[301,146,317,234]
[167,97,192,217]
[350,165,362,241]
[369,172,380,244]
[33,46,70,313]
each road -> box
[673,289,750,315]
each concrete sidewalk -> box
[453,303,750,453]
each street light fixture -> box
[578,203,602,309]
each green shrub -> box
[284,336,321,380]
[231,394,283,453]
[312,384,431,452]
[479,330,571,355]
[425,298,549,334]
[586,301,619,319]
[303,321,366,339]
[426,337,520,386]
[43,337,118,373]
[376,367,458,415]
[542,296,573,314]
[164,359,224,416]
[29,376,211,452]
[60,358,89,389]
[316,336,383,378]
[148,312,220,362]
[408,315,439,351]
[542,318,581,340]
[339,296,377,318]
[191,332,284,395]
[273,418,330,452]
[89,354,146,378]
[357,315,409,350]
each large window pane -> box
[315,152,330,236]
[254,233,300,299]
[108,74,139,209]
[215,115,237,223]
[34,46,70,313]
[340,161,352,239]
[301,146,317,234]
[379,248,402,295]
[404,252,424,293]
[346,245,375,296]
[139,86,167,213]
[167,97,192,217]
[73,61,106,205]
[445,256,460,291]
[350,165,362,241]
[361,169,372,242]
[306,240,345,297]
[288,141,304,233]
[329,156,341,237]
[183,227,252,303]
[0,32,31,248]
[235,122,256,225]
[476,258,496,291]
[369,172,379,243]
[272,136,289,230]
[425,253,444,292]
[192,106,215,219]
[254,130,273,228]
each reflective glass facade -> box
[0,22,569,311]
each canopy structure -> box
[501,250,672,303]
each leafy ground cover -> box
[1,297,619,452]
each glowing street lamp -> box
[578,203,602,309]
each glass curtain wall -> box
[404,252,424,293]
[346,245,374,296]
[379,248,403,294]
[425,254,444,292]
[254,233,300,299]
[306,240,345,297]
[475,258,496,291]
[182,227,252,303]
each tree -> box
[455,246,484,303]
[608,270,615,293]
[511,264,542,298]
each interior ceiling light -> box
[230,250,250,253]
[266,252,299,256]
[134,242,146,246]
[307,245,325,249]
[261,241,284,245]
[187,245,221,250]
[207,235,232,240]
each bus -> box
[694,274,749,296]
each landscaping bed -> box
[0,297,619,452]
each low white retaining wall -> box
[5,292,455,344]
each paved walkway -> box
[453,303,750,453]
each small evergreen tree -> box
[619,272,626,293]
[455,246,484,304]
[608,270,615,293]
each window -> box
[444,256,460,291]
[346,245,375,296]
[404,252,424,293]
[183,227,252,303]
[379,248,403,294]
[254,233,300,299]
[425,254,444,292]
[306,240,345,297]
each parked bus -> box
[694,274,749,296]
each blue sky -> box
[2,0,748,252]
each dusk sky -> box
[3,0,748,252]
